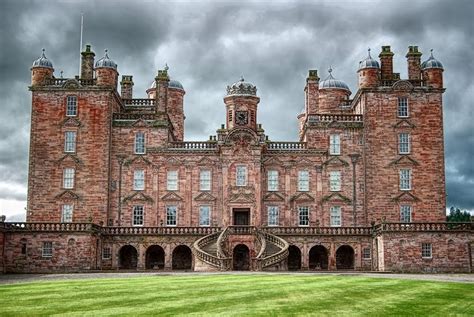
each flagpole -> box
[79,13,83,76]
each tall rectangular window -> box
[236,165,247,186]
[330,206,342,227]
[66,96,77,116]
[102,247,111,259]
[298,170,309,192]
[298,206,309,226]
[399,133,410,154]
[421,243,432,258]
[362,248,371,259]
[329,134,341,155]
[329,171,341,191]
[133,205,144,226]
[400,205,412,223]
[199,170,211,191]
[400,169,411,190]
[398,97,409,117]
[133,170,145,190]
[134,132,145,154]
[267,170,279,191]
[42,242,53,257]
[167,170,178,191]
[268,206,279,226]
[63,168,75,189]
[199,205,211,226]
[61,204,73,223]
[64,131,76,153]
[166,205,177,226]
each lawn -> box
[0,274,472,316]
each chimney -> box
[406,46,422,85]
[120,75,134,99]
[305,70,320,114]
[155,67,170,112]
[379,46,394,82]
[80,44,95,80]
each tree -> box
[446,207,471,222]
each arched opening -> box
[233,244,250,271]
[119,245,138,269]
[146,245,165,269]
[309,245,329,270]
[172,245,192,270]
[287,245,302,271]
[336,245,354,270]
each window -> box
[422,243,432,258]
[267,170,278,191]
[400,205,412,223]
[66,96,77,116]
[329,134,341,155]
[298,206,309,226]
[134,132,145,154]
[21,240,27,255]
[63,168,75,189]
[399,133,410,154]
[200,170,211,191]
[298,170,309,191]
[329,171,341,191]
[61,204,73,223]
[199,205,211,226]
[398,97,409,117]
[133,170,145,190]
[42,242,53,257]
[133,205,144,226]
[362,247,371,259]
[64,131,76,153]
[102,247,111,259]
[268,206,279,226]
[166,205,177,226]
[167,170,178,191]
[236,165,247,186]
[250,110,255,123]
[228,110,233,122]
[400,169,411,190]
[330,206,342,227]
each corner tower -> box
[224,77,260,130]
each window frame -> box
[398,133,410,154]
[102,247,112,260]
[166,205,178,227]
[236,165,247,187]
[267,206,279,226]
[399,169,412,191]
[134,132,146,154]
[167,170,178,191]
[199,205,211,227]
[42,241,53,258]
[329,134,341,155]
[362,247,371,260]
[397,97,409,118]
[133,169,145,191]
[66,96,77,117]
[330,206,342,227]
[421,243,432,259]
[298,206,309,227]
[63,168,75,189]
[64,131,77,153]
[298,170,310,192]
[329,171,341,192]
[199,170,211,191]
[132,205,144,227]
[61,204,73,223]
[400,205,412,223]
[267,170,279,192]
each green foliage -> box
[0,274,473,316]
[447,207,471,222]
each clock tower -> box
[224,77,260,130]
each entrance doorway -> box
[119,245,138,269]
[287,245,302,270]
[233,244,250,270]
[336,245,355,270]
[233,208,250,225]
[145,245,165,269]
[309,245,329,270]
[172,245,193,270]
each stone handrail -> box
[3,222,101,232]
[113,113,157,120]
[103,226,220,235]
[255,230,267,259]
[267,142,307,150]
[307,114,363,123]
[168,142,217,150]
[122,99,156,106]
[45,78,96,86]
[375,222,473,233]
[193,231,223,269]
[227,225,255,235]
[262,226,372,236]
[216,226,230,259]
[257,230,289,268]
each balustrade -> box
[168,142,217,150]
[267,142,307,150]
[307,114,363,123]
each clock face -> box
[235,111,249,125]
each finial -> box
[240,75,245,82]
[430,49,434,58]
[328,66,333,74]
[60,70,63,78]
[368,48,371,58]
[41,48,46,58]
[104,49,109,58]
[164,63,169,71]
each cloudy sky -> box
[1,0,473,221]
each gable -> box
[197,157,215,166]
[165,157,183,166]
[161,192,183,201]
[322,156,349,168]
[228,192,255,203]
[389,155,419,167]
[194,192,217,201]
[393,119,416,129]
[57,154,82,166]
[124,155,154,167]
[321,193,351,204]
[392,192,420,202]
[123,192,154,203]
[55,190,80,200]
[290,192,315,202]
[263,192,285,202]
[262,157,284,167]
[61,117,82,128]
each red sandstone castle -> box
[0,45,472,273]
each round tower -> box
[95,49,118,88]
[421,50,444,89]
[146,81,157,99]
[31,49,54,86]
[224,77,260,130]
[318,68,351,112]
[297,108,306,141]
[167,78,186,141]
[358,48,380,88]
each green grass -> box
[0,274,472,316]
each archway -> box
[233,244,250,270]
[336,245,355,270]
[172,245,192,270]
[309,245,329,270]
[146,245,165,269]
[287,245,302,270]
[119,245,138,269]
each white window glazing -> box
[134,132,145,154]
[133,170,145,190]
[267,206,279,226]
[298,206,309,226]
[42,242,53,257]
[236,165,247,187]
[330,134,341,155]
[267,170,279,191]
[298,170,309,192]
[102,247,111,259]
[398,97,409,117]
[422,243,432,258]
[133,205,144,226]
[64,131,76,153]
[362,248,371,259]
[167,170,178,191]
[330,206,342,227]
[400,205,412,223]
[200,170,211,191]
[61,204,73,223]
[329,171,341,191]
[399,133,410,154]
[166,206,177,226]
[400,169,411,190]
[199,205,211,226]
[66,96,77,116]
[63,168,75,189]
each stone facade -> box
[0,45,472,273]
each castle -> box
[0,44,472,273]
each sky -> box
[0,0,473,221]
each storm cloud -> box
[1,0,473,220]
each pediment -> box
[57,154,82,166]
[62,79,81,89]
[194,192,217,201]
[123,192,154,203]
[229,192,255,203]
[321,193,351,203]
[389,155,419,166]
[290,192,315,202]
[225,128,259,146]
[393,119,416,129]
[262,157,284,167]
[164,157,183,166]
[131,118,150,127]
[197,157,214,166]
[263,192,285,201]
[294,158,313,167]
[161,191,183,201]
[322,156,349,167]
[392,80,414,91]
[61,117,82,127]
[124,155,153,167]
[55,190,80,200]
[392,192,420,202]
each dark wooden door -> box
[233,208,250,225]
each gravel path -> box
[0,271,473,285]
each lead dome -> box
[421,50,443,70]
[226,77,257,96]
[32,49,53,69]
[149,78,184,91]
[319,68,350,92]
[95,49,117,69]
[358,48,380,70]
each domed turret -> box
[224,76,260,130]
[319,68,351,93]
[169,79,184,91]
[31,49,54,86]
[422,50,444,89]
[32,49,54,69]
[318,68,351,113]
[95,49,118,88]
[146,77,184,99]
[94,49,117,69]
[358,49,380,88]
[226,77,257,96]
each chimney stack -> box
[120,75,134,99]
[305,70,320,114]
[80,44,95,80]
[379,46,394,82]
[406,46,422,85]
